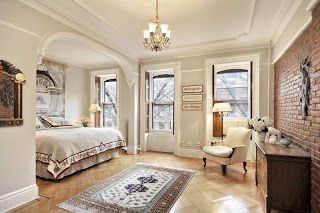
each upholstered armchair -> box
[203,127,252,176]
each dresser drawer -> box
[255,141,311,213]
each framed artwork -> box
[0,60,26,127]
[182,85,203,93]
[182,103,203,111]
[182,94,203,102]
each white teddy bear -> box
[265,127,281,144]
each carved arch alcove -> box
[0,60,26,126]
[37,32,135,87]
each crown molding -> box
[272,0,319,63]
[270,0,303,45]
[19,0,138,62]
[306,0,320,11]
[72,0,115,31]
[139,44,268,64]
[45,53,117,70]
[19,0,260,61]
[163,0,256,54]
[0,19,41,38]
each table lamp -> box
[89,103,102,127]
[212,102,232,140]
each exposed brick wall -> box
[274,2,320,212]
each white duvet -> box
[36,127,124,179]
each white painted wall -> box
[65,65,90,124]
[89,67,130,142]
[0,0,139,211]
[140,47,271,157]
[0,17,38,212]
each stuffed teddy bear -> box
[265,127,281,144]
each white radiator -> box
[146,132,174,153]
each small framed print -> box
[182,94,203,102]
[182,85,203,93]
[182,103,203,111]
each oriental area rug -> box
[58,163,195,213]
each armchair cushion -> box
[224,127,252,148]
[203,145,233,158]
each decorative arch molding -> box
[37,32,135,87]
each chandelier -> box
[143,0,171,51]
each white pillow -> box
[48,116,72,127]
[40,116,72,127]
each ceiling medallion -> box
[143,0,171,51]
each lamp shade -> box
[212,103,232,112]
[89,103,102,112]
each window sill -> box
[149,130,173,134]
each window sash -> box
[151,103,174,131]
[214,69,251,118]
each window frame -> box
[213,67,252,119]
[100,75,119,128]
[149,73,174,132]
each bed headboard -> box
[36,60,65,117]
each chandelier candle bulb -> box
[166,30,171,38]
[160,24,168,33]
[143,30,150,39]
[148,22,157,33]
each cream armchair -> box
[203,127,252,176]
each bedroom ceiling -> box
[22,0,303,60]
[46,38,116,69]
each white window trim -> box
[205,54,260,147]
[213,66,252,119]
[149,72,174,133]
[100,74,119,128]
[90,69,120,129]
[140,62,181,155]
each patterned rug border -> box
[57,163,196,213]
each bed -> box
[36,126,125,180]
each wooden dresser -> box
[255,141,311,213]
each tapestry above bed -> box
[36,60,65,117]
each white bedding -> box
[36,127,125,179]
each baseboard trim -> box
[127,145,139,155]
[178,148,203,158]
[0,184,38,213]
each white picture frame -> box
[182,85,203,93]
[182,103,203,111]
[182,94,203,102]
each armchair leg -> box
[221,165,227,176]
[243,162,247,172]
[203,157,207,167]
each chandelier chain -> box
[156,0,159,19]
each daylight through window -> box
[103,79,117,127]
[215,69,250,118]
[151,74,174,131]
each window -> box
[102,78,117,127]
[151,74,174,131]
[215,69,250,118]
